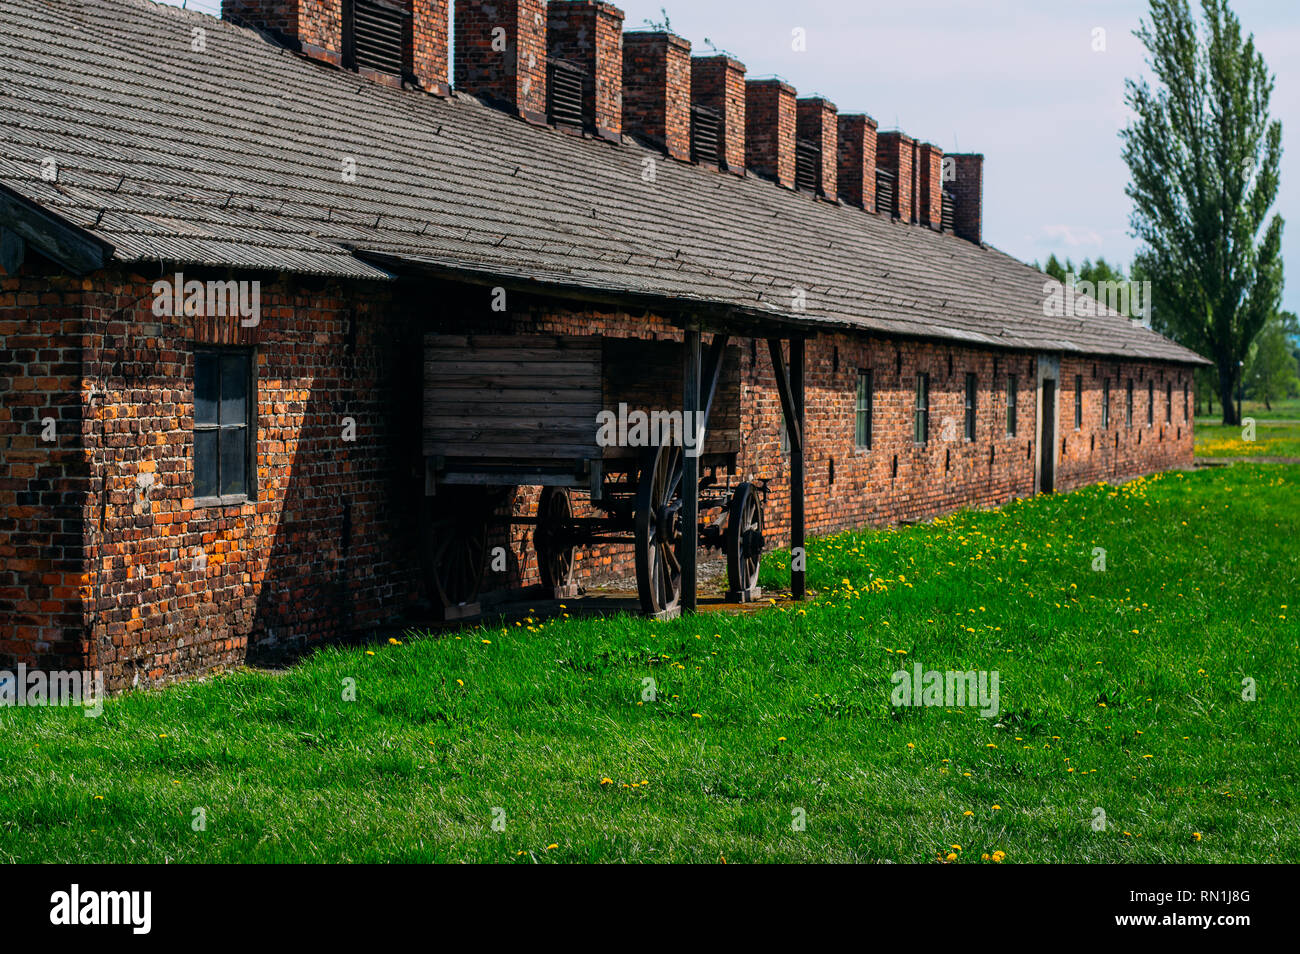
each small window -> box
[855,370,873,449]
[194,350,253,503]
[1147,380,1155,426]
[1103,379,1111,429]
[1126,379,1134,427]
[964,373,977,441]
[1006,374,1018,437]
[1166,381,1173,423]
[1074,374,1083,429]
[914,373,930,444]
[1183,381,1189,421]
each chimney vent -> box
[690,55,747,174]
[548,1,626,142]
[622,31,692,161]
[745,78,797,188]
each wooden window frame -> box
[193,347,256,508]
[964,372,977,442]
[855,369,873,450]
[914,372,930,445]
[1006,374,1018,437]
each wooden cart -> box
[421,333,766,618]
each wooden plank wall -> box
[424,335,603,460]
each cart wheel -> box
[725,482,765,601]
[420,486,491,614]
[634,444,684,617]
[535,487,577,593]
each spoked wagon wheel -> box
[725,482,765,601]
[634,444,685,618]
[535,486,577,595]
[420,486,491,617]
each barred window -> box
[1103,379,1111,429]
[1075,374,1083,429]
[1126,379,1134,427]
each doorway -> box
[1039,377,1057,494]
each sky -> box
[164,0,1298,313]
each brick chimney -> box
[876,131,914,221]
[796,97,838,200]
[948,153,984,245]
[548,1,625,142]
[622,31,692,161]
[690,55,746,174]
[223,0,344,65]
[837,113,878,210]
[917,142,944,230]
[407,1,450,95]
[455,0,548,123]
[746,79,797,188]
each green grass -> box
[2,466,1297,863]
[1197,395,1300,423]
[1195,420,1300,458]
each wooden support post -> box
[683,327,702,613]
[789,337,807,600]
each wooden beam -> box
[0,226,25,276]
[0,186,110,275]
[682,327,701,613]
[698,332,729,443]
[790,336,807,601]
[767,338,803,454]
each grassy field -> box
[1195,420,1300,458]
[1,465,1297,863]
[1196,395,1300,422]
[1195,392,1300,458]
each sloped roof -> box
[0,0,1208,364]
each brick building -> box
[0,0,1208,688]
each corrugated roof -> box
[0,0,1209,364]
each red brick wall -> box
[746,79,797,188]
[690,56,747,174]
[2,265,1197,688]
[0,263,91,673]
[837,114,878,211]
[63,268,422,688]
[1055,357,1195,488]
[548,1,625,141]
[796,98,839,201]
[622,32,692,161]
[455,0,548,122]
